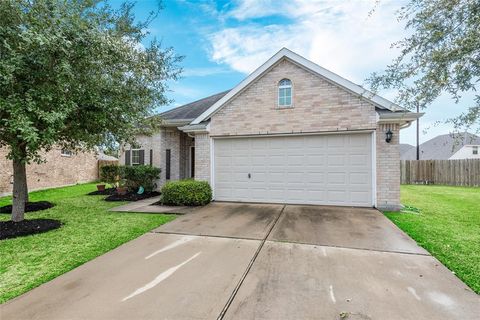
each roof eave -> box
[377,112,424,126]
[161,119,193,127]
[178,123,209,133]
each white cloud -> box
[200,0,475,144]
[182,66,231,77]
[168,84,204,99]
[208,0,406,83]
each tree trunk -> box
[12,159,28,222]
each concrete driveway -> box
[1,203,479,320]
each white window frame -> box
[61,149,72,157]
[278,78,293,108]
[473,146,478,155]
[131,149,141,165]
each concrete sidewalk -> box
[108,196,197,214]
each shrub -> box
[161,180,212,206]
[123,165,161,192]
[100,165,123,187]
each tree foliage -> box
[0,0,181,163]
[0,0,182,221]
[368,0,480,132]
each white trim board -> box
[191,48,405,125]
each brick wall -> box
[179,133,195,179]
[210,58,377,136]
[376,123,401,210]
[119,133,162,168]
[194,133,211,183]
[0,147,98,195]
[121,129,194,189]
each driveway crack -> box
[216,204,287,320]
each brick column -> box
[376,123,402,211]
[194,133,211,183]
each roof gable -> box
[191,48,405,125]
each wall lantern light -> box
[385,129,393,143]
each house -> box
[120,48,422,211]
[399,143,415,156]
[400,133,480,160]
[0,147,114,196]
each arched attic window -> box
[278,78,292,107]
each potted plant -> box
[96,184,106,191]
[116,179,128,195]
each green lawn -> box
[385,185,480,294]
[0,183,175,303]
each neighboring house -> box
[0,147,111,196]
[400,133,480,160]
[399,143,415,156]
[120,48,422,211]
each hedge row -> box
[161,180,212,206]
[100,165,161,192]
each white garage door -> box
[213,133,374,207]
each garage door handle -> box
[248,173,251,179]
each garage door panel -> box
[350,191,371,203]
[268,189,286,201]
[250,172,267,181]
[327,135,346,147]
[327,155,345,166]
[251,155,267,165]
[327,190,348,202]
[232,156,249,166]
[284,136,304,148]
[327,172,346,184]
[214,133,373,207]
[305,155,325,165]
[349,172,370,184]
[350,154,369,165]
[305,172,325,183]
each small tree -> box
[0,0,182,221]
[368,0,480,133]
[100,165,123,188]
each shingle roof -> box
[399,144,415,156]
[160,90,230,121]
[401,132,480,160]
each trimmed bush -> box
[100,165,123,187]
[123,165,161,192]
[161,180,212,206]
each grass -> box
[0,183,175,303]
[385,185,480,294]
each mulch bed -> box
[87,188,116,196]
[104,191,161,202]
[0,201,55,214]
[0,219,62,240]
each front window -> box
[473,146,478,155]
[131,150,140,165]
[278,78,292,107]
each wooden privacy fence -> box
[400,159,480,186]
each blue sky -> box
[110,0,473,145]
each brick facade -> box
[376,123,401,210]
[191,58,402,210]
[210,59,377,137]
[194,133,211,183]
[120,128,194,189]
[0,147,98,195]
